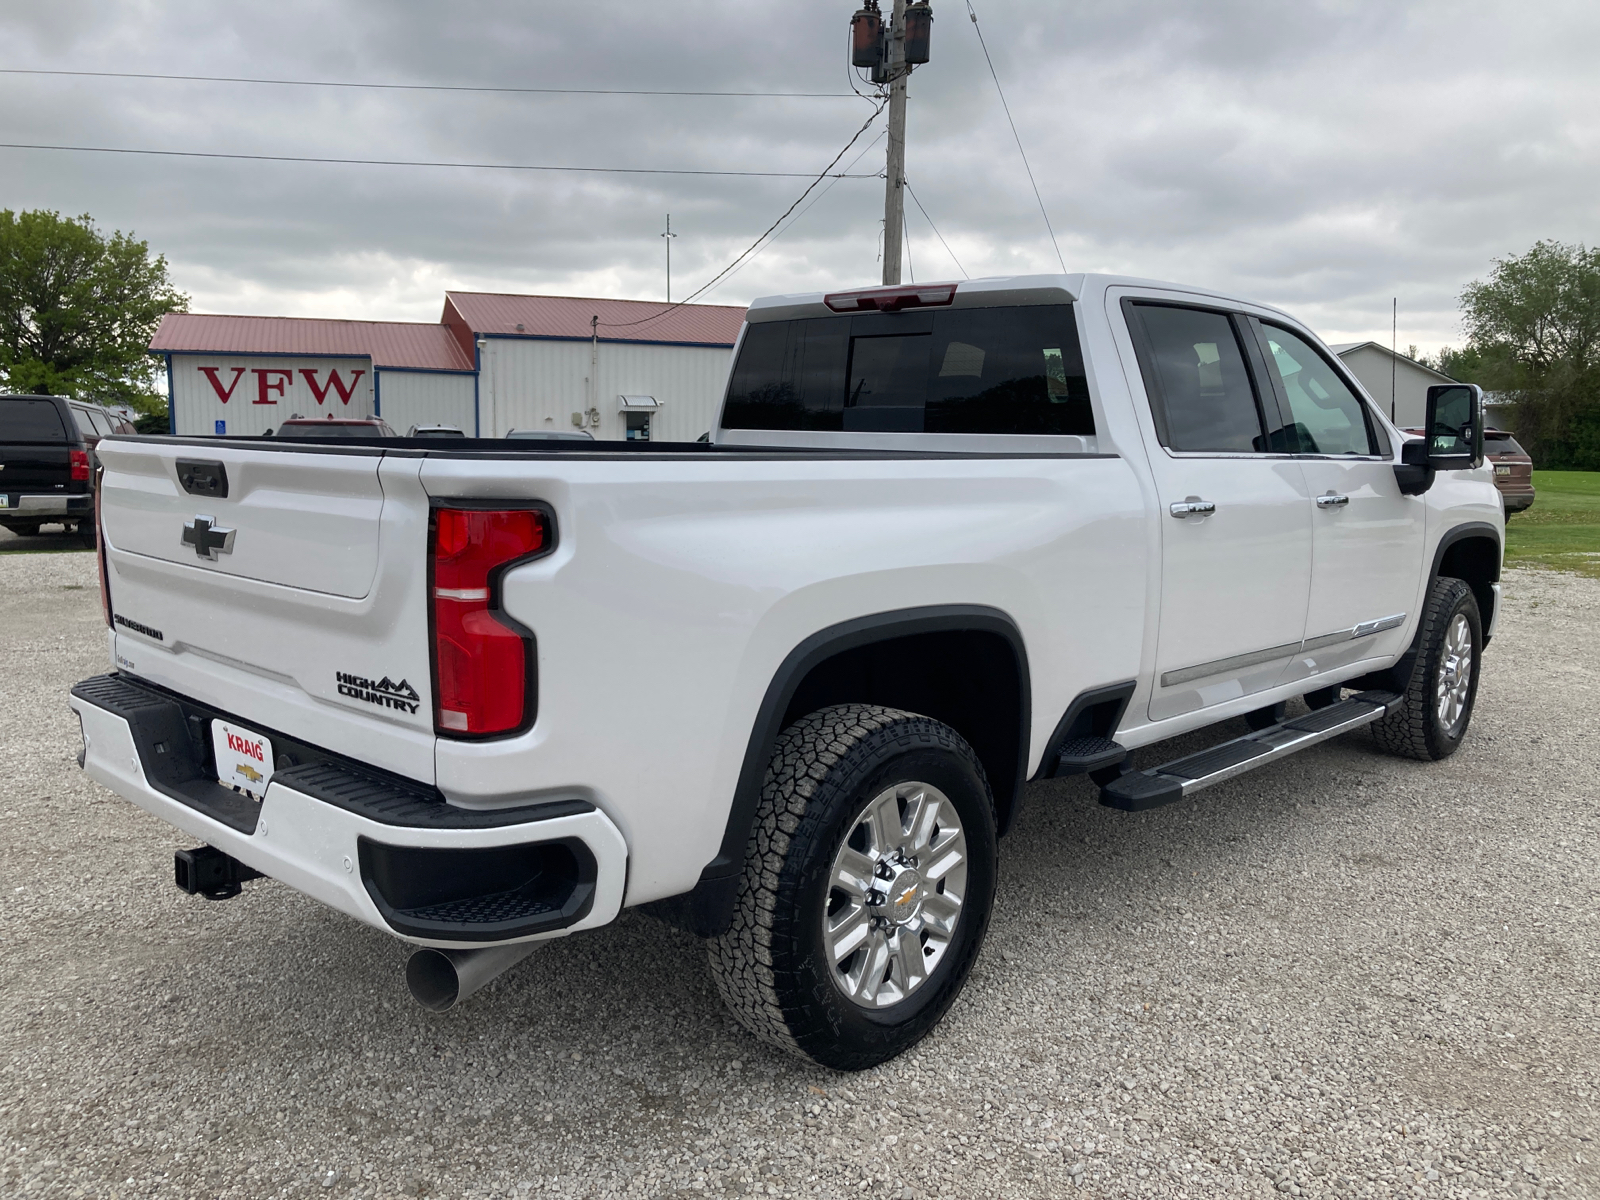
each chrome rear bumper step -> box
[1099,691,1402,812]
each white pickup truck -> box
[72,274,1503,1070]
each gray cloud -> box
[3,0,1595,351]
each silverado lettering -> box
[112,614,165,642]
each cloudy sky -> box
[4,0,1596,352]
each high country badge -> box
[336,672,421,714]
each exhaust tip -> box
[406,948,463,1012]
[405,940,541,1012]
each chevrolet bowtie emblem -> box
[181,515,236,560]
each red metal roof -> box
[149,314,475,372]
[444,291,746,347]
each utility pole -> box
[852,1,932,286]
[661,214,678,303]
[881,0,909,286]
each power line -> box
[0,142,880,180]
[964,1,1066,273]
[0,67,856,100]
[599,99,889,328]
[710,128,889,293]
[905,180,969,279]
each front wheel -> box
[707,705,998,1071]
[1370,576,1482,761]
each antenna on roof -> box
[1391,298,1398,423]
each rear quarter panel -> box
[421,452,1148,905]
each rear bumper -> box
[69,673,627,949]
[1499,490,1535,513]
[0,493,91,517]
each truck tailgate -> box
[102,442,385,597]
[96,439,437,783]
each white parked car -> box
[71,274,1502,1069]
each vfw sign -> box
[199,364,368,407]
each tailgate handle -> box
[176,459,229,499]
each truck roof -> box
[744,273,1297,326]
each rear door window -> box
[0,400,70,443]
[68,407,99,440]
[1258,325,1379,456]
[722,304,1094,436]
[1128,304,1266,453]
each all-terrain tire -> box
[706,704,998,1071]
[1370,576,1482,761]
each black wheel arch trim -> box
[646,604,1030,938]
[1430,520,1502,638]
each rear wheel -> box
[707,704,998,1070]
[1370,576,1482,761]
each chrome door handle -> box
[1169,497,1216,518]
[1316,492,1350,509]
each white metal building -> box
[149,293,745,441]
[1330,342,1459,429]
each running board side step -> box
[1099,691,1401,812]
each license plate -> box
[0,496,8,508]
[1495,465,1511,476]
[211,720,275,798]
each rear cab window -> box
[721,303,1095,442]
[0,399,70,443]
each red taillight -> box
[430,507,549,736]
[823,283,957,313]
[70,449,90,481]
[95,467,111,627]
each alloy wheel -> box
[823,781,969,1009]
[1435,612,1474,736]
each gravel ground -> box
[1,553,1595,1200]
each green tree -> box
[1454,240,1600,468]
[0,209,187,413]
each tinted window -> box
[69,407,99,440]
[722,304,1094,436]
[923,306,1093,435]
[1485,433,1526,456]
[88,410,116,436]
[847,333,931,431]
[0,399,70,443]
[723,317,850,431]
[1260,326,1378,456]
[1132,305,1263,453]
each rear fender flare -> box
[656,605,1029,937]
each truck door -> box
[1114,296,1314,722]
[1247,320,1425,680]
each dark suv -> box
[0,395,135,546]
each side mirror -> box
[1425,383,1484,471]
